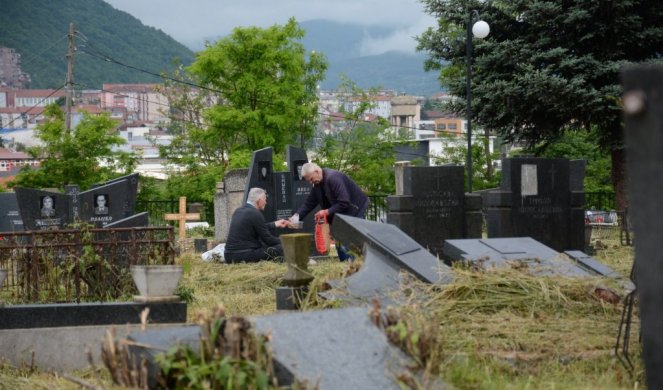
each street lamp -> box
[466,12,490,193]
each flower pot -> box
[130,265,183,298]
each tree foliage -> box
[417,0,663,206]
[431,135,502,191]
[517,127,612,193]
[315,80,409,194]
[10,104,136,190]
[156,19,327,201]
[186,18,327,156]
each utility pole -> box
[64,22,75,133]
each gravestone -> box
[0,192,23,232]
[443,237,631,285]
[387,165,482,256]
[77,179,139,227]
[622,64,663,388]
[92,173,140,217]
[243,146,316,247]
[125,307,430,390]
[483,157,585,252]
[15,174,144,230]
[15,188,70,230]
[328,214,454,303]
[214,168,249,242]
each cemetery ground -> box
[0,231,642,389]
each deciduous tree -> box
[10,104,135,189]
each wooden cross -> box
[164,196,200,240]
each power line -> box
[15,34,69,71]
[74,29,494,147]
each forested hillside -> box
[0,0,194,89]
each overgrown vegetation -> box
[2,230,641,388]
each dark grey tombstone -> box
[287,145,315,235]
[443,237,628,281]
[77,180,138,227]
[0,192,23,232]
[244,147,276,220]
[483,157,585,252]
[126,307,431,390]
[93,173,139,217]
[252,307,430,389]
[14,188,70,230]
[104,212,149,228]
[243,146,316,252]
[387,165,481,256]
[623,64,663,388]
[0,301,186,329]
[328,214,454,303]
[64,184,81,222]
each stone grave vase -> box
[281,233,314,287]
[130,265,183,302]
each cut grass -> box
[1,241,644,389]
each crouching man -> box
[224,187,289,264]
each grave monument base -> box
[275,286,308,311]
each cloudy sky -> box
[103,0,436,54]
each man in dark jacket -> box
[225,187,289,263]
[290,162,369,260]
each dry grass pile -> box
[379,263,643,389]
[177,253,347,320]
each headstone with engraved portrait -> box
[77,178,139,227]
[91,173,139,218]
[14,188,70,230]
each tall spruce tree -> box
[417,0,663,209]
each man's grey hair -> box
[301,162,320,177]
[247,187,267,204]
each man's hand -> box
[314,209,329,220]
[274,219,289,228]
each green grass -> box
[0,234,644,389]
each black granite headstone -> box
[0,301,186,329]
[0,192,23,232]
[329,214,454,303]
[77,179,136,227]
[483,157,585,251]
[387,165,481,256]
[93,173,140,218]
[243,146,316,250]
[15,188,70,230]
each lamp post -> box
[466,12,490,193]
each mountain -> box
[0,0,194,89]
[0,2,441,96]
[299,20,442,96]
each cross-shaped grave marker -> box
[164,196,200,240]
